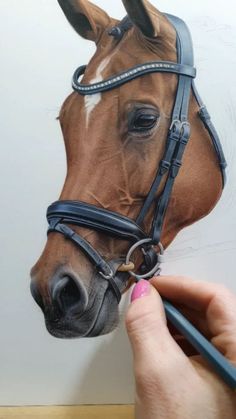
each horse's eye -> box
[129,110,159,133]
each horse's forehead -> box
[85,31,144,82]
[82,37,170,127]
[84,54,115,127]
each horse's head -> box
[30,0,224,338]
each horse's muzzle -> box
[30,269,119,338]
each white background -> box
[0,0,236,406]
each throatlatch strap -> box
[192,81,227,186]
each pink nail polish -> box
[131,280,150,302]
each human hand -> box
[125,276,236,419]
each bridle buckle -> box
[98,265,114,280]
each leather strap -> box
[48,220,122,302]
[136,120,183,225]
[72,61,196,95]
[151,123,191,243]
[49,221,112,276]
[47,201,146,241]
[192,81,227,186]
[136,14,193,242]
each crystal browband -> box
[72,61,196,95]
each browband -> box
[72,61,196,95]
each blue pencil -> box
[163,299,236,389]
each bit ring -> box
[126,238,164,281]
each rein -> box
[47,14,227,303]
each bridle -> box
[47,14,227,303]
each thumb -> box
[125,280,196,390]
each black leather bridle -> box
[47,14,227,303]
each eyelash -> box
[129,110,159,134]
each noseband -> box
[47,14,227,302]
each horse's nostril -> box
[51,275,88,315]
[30,280,45,311]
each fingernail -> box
[131,280,151,302]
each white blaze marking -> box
[84,57,111,127]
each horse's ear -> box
[121,0,167,38]
[58,0,111,43]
